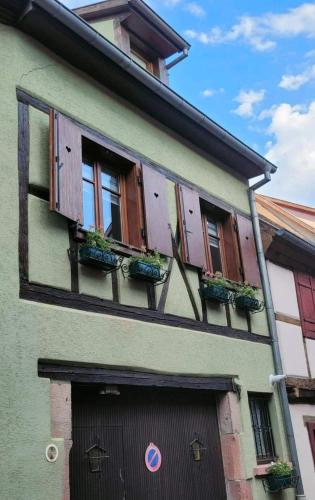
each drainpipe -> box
[165,48,189,70]
[248,168,305,499]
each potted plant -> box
[266,461,295,492]
[79,229,118,271]
[234,284,261,312]
[128,251,165,283]
[201,273,232,304]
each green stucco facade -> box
[0,22,293,500]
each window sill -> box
[253,464,273,477]
[73,228,146,258]
[253,462,292,477]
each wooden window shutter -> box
[141,164,173,257]
[295,272,315,339]
[222,215,242,281]
[236,214,261,287]
[49,110,83,224]
[125,163,145,249]
[306,422,315,465]
[176,184,205,268]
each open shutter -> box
[49,110,83,224]
[176,184,205,268]
[306,422,315,465]
[236,214,261,287]
[125,163,145,249]
[222,215,242,281]
[142,164,172,257]
[295,272,315,339]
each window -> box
[295,272,315,339]
[176,183,261,286]
[49,111,174,257]
[249,395,276,463]
[203,215,224,274]
[306,422,315,465]
[130,46,154,74]
[82,157,122,241]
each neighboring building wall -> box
[0,23,292,500]
[290,405,315,497]
[267,259,315,499]
[267,261,308,376]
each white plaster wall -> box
[289,404,315,500]
[276,321,308,377]
[306,339,315,378]
[267,261,300,317]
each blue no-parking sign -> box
[145,443,162,472]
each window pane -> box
[82,180,95,230]
[207,219,218,237]
[101,169,119,193]
[210,245,222,273]
[249,397,276,461]
[102,190,122,241]
[82,161,94,181]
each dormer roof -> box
[74,0,190,59]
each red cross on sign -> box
[145,443,162,472]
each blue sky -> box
[62,0,315,206]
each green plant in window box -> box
[201,272,232,304]
[128,250,165,283]
[234,283,262,312]
[79,229,118,271]
[265,461,295,493]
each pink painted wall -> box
[267,261,300,317]
[276,321,308,377]
[289,404,315,499]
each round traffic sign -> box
[145,443,162,472]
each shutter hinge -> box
[141,228,145,239]
[137,175,142,186]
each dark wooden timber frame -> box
[17,89,271,346]
[38,361,237,392]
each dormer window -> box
[130,44,156,75]
[73,0,190,85]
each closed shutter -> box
[176,185,205,268]
[236,214,261,287]
[306,422,315,465]
[295,272,315,339]
[142,164,172,257]
[125,163,145,249]
[49,110,83,224]
[222,215,242,281]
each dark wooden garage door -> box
[70,385,226,500]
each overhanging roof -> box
[0,0,277,179]
[74,0,190,58]
[265,228,315,274]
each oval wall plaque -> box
[145,443,162,472]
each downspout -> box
[249,169,305,499]
[165,48,189,70]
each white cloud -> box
[185,2,205,17]
[261,101,315,205]
[279,64,315,90]
[185,3,315,51]
[201,88,224,97]
[233,89,265,117]
[305,49,315,58]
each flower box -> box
[265,473,296,493]
[128,261,161,283]
[235,295,261,312]
[201,285,231,304]
[79,246,118,271]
